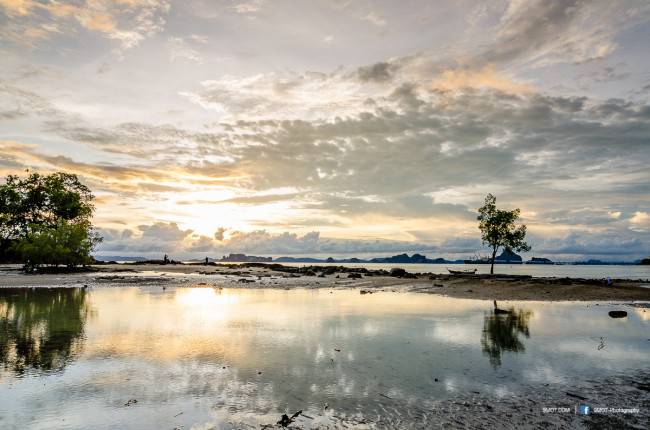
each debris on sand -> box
[277,410,302,427]
[124,399,138,406]
[608,310,628,318]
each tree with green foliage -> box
[13,221,102,271]
[0,172,102,270]
[477,194,530,275]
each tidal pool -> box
[0,287,648,429]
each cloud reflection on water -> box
[1,287,649,429]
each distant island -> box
[93,252,650,266]
[218,253,272,263]
[276,253,465,264]
[464,249,524,264]
[526,257,554,264]
[277,253,461,264]
[571,259,641,266]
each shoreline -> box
[1,263,650,302]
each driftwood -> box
[277,410,302,427]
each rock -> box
[389,268,417,278]
[390,268,407,277]
[348,273,362,279]
[608,310,628,318]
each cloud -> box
[361,11,386,27]
[97,223,442,257]
[474,0,650,67]
[95,221,650,260]
[0,140,228,196]
[2,13,650,262]
[178,53,539,122]
[629,211,650,232]
[0,0,32,16]
[532,231,650,258]
[5,73,649,229]
[357,62,398,83]
[0,81,65,120]
[229,0,266,15]
[214,227,227,241]
[431,65,533,94]
[139,221,193,242]
[168,36,204,64]
[180,69,373,119]
[0,0,171,51]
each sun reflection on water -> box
[175,287,239,308]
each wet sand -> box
[1,263,649,302]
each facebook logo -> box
[578,404,590,415]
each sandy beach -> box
[2,263,649,303]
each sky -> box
[1,0,649,260]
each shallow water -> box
[0,287,648,429]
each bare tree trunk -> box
[490,247,497,275]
